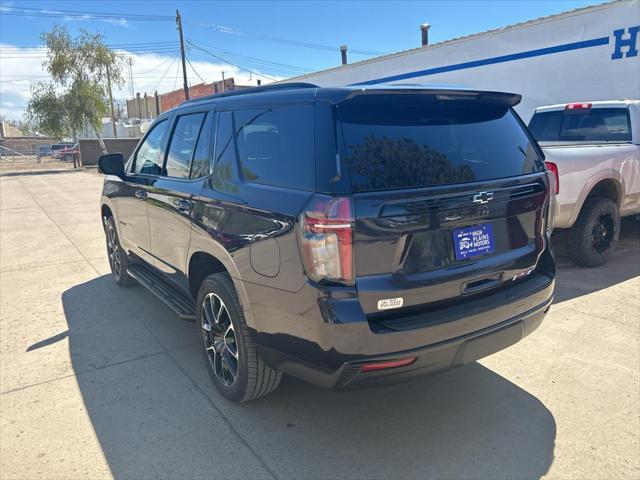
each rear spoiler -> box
[339,87,522,107]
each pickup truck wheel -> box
[105,217,136,287]
[567,197,620,267]
[197,273,282,402]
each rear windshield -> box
[529,108,632,142]
[337,95,544,193]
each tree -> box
[26,25,123,154]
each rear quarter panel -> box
[188,179,313,328]
[543,143,640,227]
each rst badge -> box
[377,297,404,311]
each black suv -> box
[99,83,555,402]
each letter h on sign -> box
[611,26,640,59]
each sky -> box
[0,0,607,120]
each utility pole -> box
[106,62,117,138]
[221,71,225,92]
[144,92,150,119]
[176,9,189,100]
[128,57,135,99]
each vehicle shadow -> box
[551,217,640,303]
[59,274,557,479]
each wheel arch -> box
[187,252,229,300]
[186,249,253,327]
[568,170,624,227]
[100,198,117,232]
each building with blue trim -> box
[286,0,640,121]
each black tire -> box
[567,197,620,267]
[196,273,281,402]
[105,217,136,287]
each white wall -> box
[291,0,640,121]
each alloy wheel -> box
[106,227,122,277]
[591,213,615,254]
[201,293,239,386]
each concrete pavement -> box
[1,170,638,479]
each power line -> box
[0,41,178,51]
[149,54,180,93]
[172,52,182,91]
[0,46,180,59]
[0,6,173,22]
[0,41,177,49]
[200,22,387,56]
[187,40,313,74]
[134,54,180,75]
[0,44,179,52]
[187,41,277,81]
[186,56,207,84]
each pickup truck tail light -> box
[298,195,354,286]
[565,102,591,110]
[545,161,559,194]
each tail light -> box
[298,195,354,285]
[545,161,559,194]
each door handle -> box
[134,190,147,200]
[175,199,193,213]
[461,273,503,295]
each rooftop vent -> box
[421,23,431,47]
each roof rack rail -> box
[181,82,319,105]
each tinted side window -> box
[213,111,237,184]
[165,113,206,178]
[190,113,214,179]
[133,120,169,175]
[234,105,314,190]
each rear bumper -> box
[257,294,551,389]
[245,272,555,389]
[246,254,554,390]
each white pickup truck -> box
[529,100,640,267]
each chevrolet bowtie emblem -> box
[473,191,494,204]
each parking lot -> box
[0,169,638,479]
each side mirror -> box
[98,153,125,177]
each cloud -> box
[0,44,282,120]
[200,23,241,35]
[103,18,131,28]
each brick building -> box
[127,78,247,119]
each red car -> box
[57,144,79,162]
